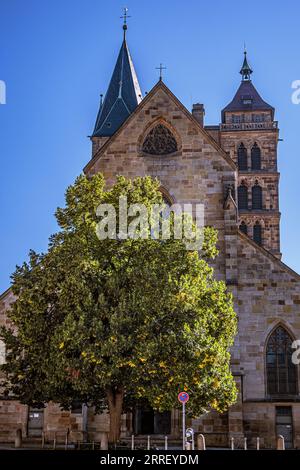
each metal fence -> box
[15,431,287,451]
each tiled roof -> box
[221,80,274,122]
[92,39,142,137]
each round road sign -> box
[178,391,189,403]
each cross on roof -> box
[120,7,131,39]
[156,63,167,81]
[120,7,131,26]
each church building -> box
[1,19,300,449]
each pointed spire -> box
[240,48,253,81]
[99,94,103,110]
[92,9,142,138]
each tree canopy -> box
[1,174,237,442]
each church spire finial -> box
[240,47,253,81]
[120,7,131,41]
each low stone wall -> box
[0,400,28,442]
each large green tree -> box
[1,174,237,443]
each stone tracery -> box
[142,124,178,155]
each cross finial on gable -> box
[156,63,167,81]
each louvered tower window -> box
[266,326,298,396]
[238,184,248,210]
[237,143,248,170]
[252,183,263,209]
[253,221,262,245]
[251,143,261,170]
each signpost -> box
[178,392,189,450]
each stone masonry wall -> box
[86,84,236,281]
[220,127,280,255]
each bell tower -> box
[220,51,281,257]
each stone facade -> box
[86,81,300,448]
[0,67,299,448]
[219,117,280,257]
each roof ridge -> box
[0,286,12,302]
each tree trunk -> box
[106,386,124,443]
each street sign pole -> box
[182,401,185,450]
[178,391,189,450]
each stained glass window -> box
[266,327,297,396]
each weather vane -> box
[156,63,167,81]
[120,7,131,39]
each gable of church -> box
[85,82,238,279]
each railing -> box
[221,121,278,131]
[41,430,71,450]
[17,432,287,450]
[130,434,168,450]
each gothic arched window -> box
[266,326,298,396]
[253,221,262,245]
[142,124,178,155]
[239,221,248,235]
[238,184,248,210]
[237,143,247,171]
[251,143,261,170]
[252,183,263,210]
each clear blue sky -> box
[1,0,300,292]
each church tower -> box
[220,51,281,257]
[90,10,142,158]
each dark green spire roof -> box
[92,33,142,138]
[240,50,253,81]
